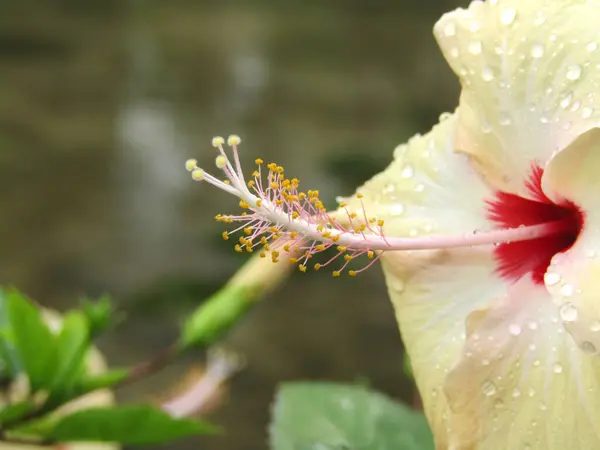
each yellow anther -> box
[316,224,324,232]
[299,192,307,200]
[350,212,358,219]
[344,254,353,261]
[227,135,241,146]
[256,199,262,207]
[268,163,277,171]
[367,250,374,259]
[349,270,357,277]
[339,201,347,208]
[377,219,385,227]
[357,193,364,199]
[270,182,279,190]
[239,236,247,244]
[215,155,228,169]
[244,227,253,235]
[224,180,230,185]
[290,232,298,239]
[239,200,250,209]
[185,159,198,172]
[289,257,298,264]
[259,251,266,258]
[191,168,204,181]
[272,251,280,258]
[234,244,243,253]
[212,136,225,147]
[292,212,300,219]
[332,235,340,242]
[369,218,376,224]
[298,264,307,273]
[332,271,341,277]
[322,231,331,238]
[316,244,326,252]
[247,180,255,188]
[283,244,291,252]
[255,158,264,165]
[252,170,260,177]
[276,200,284,205]
[272,257,279,263]
[222,231,229,241]
[314,263,321,271]
[337,246,347,253]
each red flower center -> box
[486,165,583,285]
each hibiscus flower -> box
[187,1,600,448]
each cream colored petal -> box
[339,113,506,446]
[540,128,600,355]
[445,278,600,450]
[338,112,492,237]
[434,0,600,196]
[382,247,504,449]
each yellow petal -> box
[445,278,600,449]
[434,0,600,196]
[540,128,600,355]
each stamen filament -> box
[187,136,572,276]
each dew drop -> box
[493,398,505,409]
[539,402,548,411]
[587,42,598,53]
[559,302,579,322]
[581,341,597,354]
[481,66,494,81]
[401,164,415,179]
[382,183,396,194]
[553,363,563,374]
[468,41,483,55]
[499,112,512,126]
[590,320,600,332]
[566,64,582,80]
[560,92,573,109]
[582,107,594,119]
[482,380,497,396]
[530,43,545,58]
[544,271,561,286]
[480,120,493,133]
[512,387,521,398]
[509,323,522,336]
[390,204,404,217]
[444,22,457,37]
[528,321,538,330]
[532,359,541,367]
[415,184,425,193]
[528,388,536,397]
[499,7,517,25]
[560,283,575,297]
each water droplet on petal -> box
[512,387,521,398]
[509,323,522,336]
[499,112,512,126]
[390,204,404,217]
[499,7,517,25]
[553,363,563,374]
[528,388,536,397]
[539,401,548,411]
[444,22,456,37]
[531,43,545,58]
[590,320,600,332]
[401,164,414,179]
[528,321,538,330]
[482,380,497,396]
[560,92,573,109]
[544,271,561,286]
[482,66,494,81]
[493,398,505,409]
[566,64,582,80]
[587,42,598,53]
[582,107,594,119]
[468,41,482,55]
[581,341,597,354]
[560,284,575,297]
[560,302,579,322]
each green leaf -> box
[270,382,434,450]
[0,400,35,424]
[46,405,218,445]
[0,288,21,376]
[403,353,414,380]
[53,311,90,388]
[80,294,116,337]
[6,289,57,391]
[70,368,128,398]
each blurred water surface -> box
[0,1,463,448]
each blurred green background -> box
[0,0,466,448]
